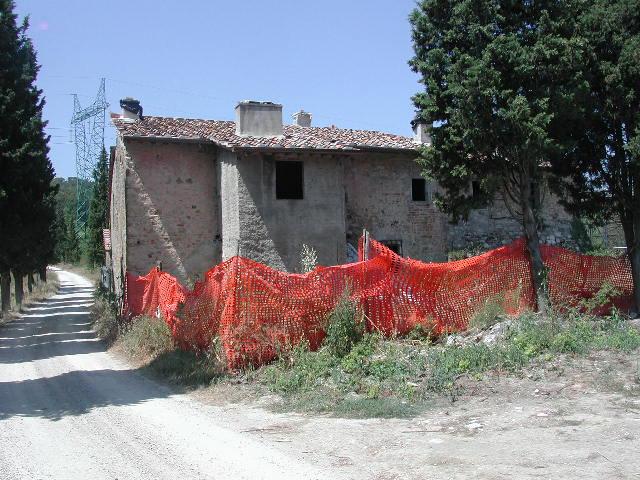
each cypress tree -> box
[0,1,56,311]
[551,0,640,311]
[409,0,586,310]
[86,147,109,267]
[63,216,81,264]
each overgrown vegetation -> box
[90,287,122,344]
[120,315,174,359]
[322,289,363,358]
[254,284,640,417]
[468,294,507,330]
[89,277,640,418]
[90,292,225,387]
[145,344,225,386]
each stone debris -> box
[445,319,513,347]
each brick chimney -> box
[235,101,283,137]
[292,110,312,127]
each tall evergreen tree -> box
[62,217,80,264]
[86,147,109,267]
[551,0,640,311]
[0,0,56,311]
[409,0,586,309]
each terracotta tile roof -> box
[111,116,417,152]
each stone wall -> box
[447,183,574,251]
[344,153,448,261]
[110,136,581,289]
[109,138,128,301]
[220,150,346,271]
[122,139,220,285]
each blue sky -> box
[14,0,421,178]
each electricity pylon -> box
[71,78,108,233]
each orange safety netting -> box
[123,236,634,369]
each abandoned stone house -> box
[108,99,573,299]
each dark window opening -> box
[275,161,303,199]
[381,240,403,256]
[472,180,481,199]
[412,178,427,201]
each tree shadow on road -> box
[0,368,174,421]
[0,282,177,422]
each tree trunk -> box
[27,273,34,294]
[0,271,10,313]
[39,266,47,282]
[520,170,548,313]
[621,190,640,314]
[625,208,640,313]
[630,247,640,314]
[12,270,24,310]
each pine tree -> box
[551,0,640,311]
[0,0,56,311]
[85,147,109,267]
[409,0,586,310]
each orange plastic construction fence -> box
[123,237,633,369]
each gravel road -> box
[0,269,331,480]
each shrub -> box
[469,294,506,330]
[90,295,120,344]
[299,244,318,273]
[579,281,620,313]
[146,343,226,386]
[121,315,174,359]
[323,288,363,358]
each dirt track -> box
[1,269,639,479]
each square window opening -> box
[412,178,427,201]
[380,240,403,256]
[472,180,481,199]
[276,161,304,199]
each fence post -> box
[362,228,370,261]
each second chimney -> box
[235,101,283,137]
[292,110,312,127]
[120,97,143,120]
[412,119,432,146]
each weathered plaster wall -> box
[344,154,448,261]
[110,137,128,301]
[220,151,346,271]
[219,149,240,261]
[122,139,220,285]
[447,185,574,251]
